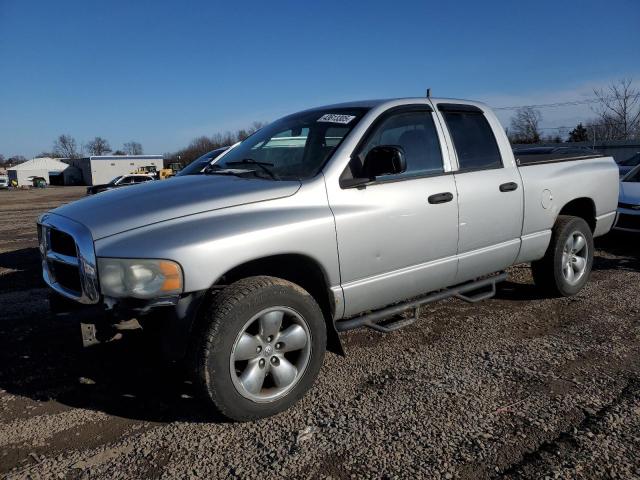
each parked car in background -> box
[39,97,618,421]
[614,164,640,233]
[86,174,155,195]
[617,152,640,178]
[0,175,8,189]
[175,147,230,176]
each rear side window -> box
[442,111,502,170]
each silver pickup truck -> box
[38,97,619,421]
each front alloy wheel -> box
[194,276,326,421]
[230,307,311,402]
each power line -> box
[492,93,640,111]
[493,98,600,111]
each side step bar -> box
[335,272,507,333]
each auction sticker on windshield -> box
[317,114,356,124]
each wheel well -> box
[215,254,344,355]
[558,197,596,231]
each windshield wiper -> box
[202,164,249,177]
[225,158,279,180]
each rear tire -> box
[193,276,326,421]
[531,215,594,297]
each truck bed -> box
[515,152,603,166]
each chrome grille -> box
[38,214,100,304]
[49,229,77,257]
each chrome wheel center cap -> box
[264,345,273,356]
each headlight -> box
[97,258,183,299]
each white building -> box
[7,157,82,186]
[65,155,163,185]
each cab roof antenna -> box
[426,88,432,98]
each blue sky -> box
[1,0,639,158]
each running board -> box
[335,272,507,333]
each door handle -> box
[428,192,454,204]
[499,182,518,192]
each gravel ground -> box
[0,186,639,479]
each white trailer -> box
[66,155,164,186]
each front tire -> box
[193,276,326,421]
[531,215,594,297]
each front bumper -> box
[39,212,207,359]
[49,290,207,359]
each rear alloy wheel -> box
[194,276,326,421]
[532,215,594,296]
[560,231,589,286]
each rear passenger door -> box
[436,104,523,282]
[328,106,460,317]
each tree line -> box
[0,124,264,170]
[33,135,145,159]
[507,78,640,144]
[163,122,265,167]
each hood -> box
[53,175,301,239]
[619,181,640,205]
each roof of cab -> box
[306,97,489,111]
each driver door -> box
[327,107,459,317]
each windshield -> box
[624,165,640,182]
[214,108,368,180]
[176,148,229,176]
[108,176,123,185]
[620,153,640,166]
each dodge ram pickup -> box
[38,97,619,421]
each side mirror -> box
[361,145,406,179]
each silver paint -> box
[38,97,620,319]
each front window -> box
[109,176,123,185]
[214,108,368,180]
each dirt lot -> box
[0,186,639,479]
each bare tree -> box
[7,155,27,165]
[164,122,267,166]
[509,107,542,144]
[86,137,112,156]
[53,134,80,158]
[123,141,144,155]
[592,78,640,140]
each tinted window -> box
[443,112,502,170]
[352,111,443,179]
